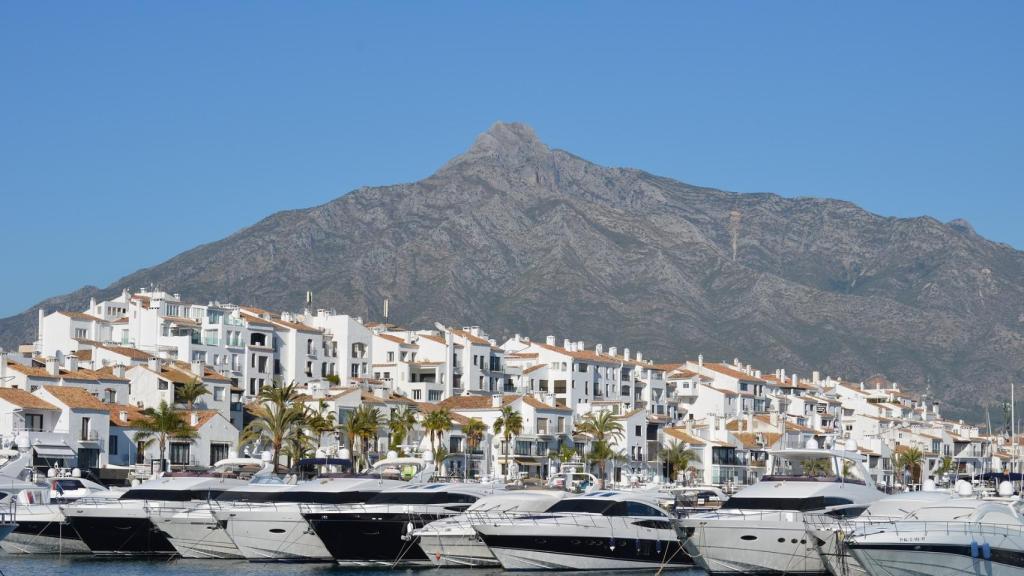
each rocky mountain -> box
[3,122,1023,420]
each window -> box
[81,417,91,441]
[213,387,225,401]
[169,442,191,466]
[307,339,314,355]
[413,390,422,400]
[159,381,169,391]
[74,328,88,339]
[635,425,641,437]
[428,390,442,402]
[305,361,313,377]
[351,363,360,377]
[387,351,395,363]
[24,413,43,432]
[109,434,119,455]
[210,443,230,465]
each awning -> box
[34,445,76,458]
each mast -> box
[1013,382,1017,493]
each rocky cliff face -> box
[4,122,1022,419]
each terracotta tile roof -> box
[41,386,107,410]
[521,395,572,412]
[438,395,510,410]
[6,362,127,383]
[417,402,470,425]
[652,363,685,372]
[112,316,129,324]
[702,363,768,383]
[57,311,103,322]
[96,345,153,361]
[5,361,59,380]
[376,333,409,345]
[449,328,491,346]
[107,403,146,426]
[189,410,221,430]
[75,350,93,361]
[535,343,628,366]
[239,312,274,327]
[0,388,59,410]
[267,316,320,334]
[417,333,448,346]
[360,392,416,405]
[732,431,782,449]
[663,427,708,445]
[161,315,200,326]
[523,364,546,374]
[613,409,643,420]
[506,352,539,359]
[131,294,152,307]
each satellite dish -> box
[433,322,447,333]
[386,450,399,461]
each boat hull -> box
[216,506,332,562]
[850,540,1024,576]
[65,515,176,556]
[154,511,243,559]
[680,515,825,575]
[417,531,499,567]
[305,512,442,566]
[0,519,90,554]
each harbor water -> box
[0,556,705,576]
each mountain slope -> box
[3,122,1022,420]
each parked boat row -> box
[6,442,1024,575]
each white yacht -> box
[848,493,1024,576]
[302,482,501,566]
[473,490,691,571]
[805,488,954,576]
[207,456,432,562]
[678,442,883,575]
[1,476,112,554]
[415,490,568,567]
[64,462,261,556]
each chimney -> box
[491,394,502,408]
[812,371,820,385]
[0,354,7,382]
[546,335,556,346]
[780,368,786,382]
[623,348,630,361]
[577,340,584,351]
[190,412,200,426]
[636,352,643,362]
[37,309,44,340]
[113,364,126,379]
[89,297,97,312]
[45,357,59,376]
[595,344,603,355]
[769,412,779,427]
[697,354,703,370]
[733,357,740,367]
[545,393,556,406]
[609,346,617,357]
[191,360,205,377]
[65,353,78,372]
[119,410,129,423]
[792,374,798,387]
[563,338,572,350]
[514,333,521,342]
[148,357,161,372]
[859,381,865,390]
[747,411,755,432]
[373,387,387,399]
[754,370,761,378]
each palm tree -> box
[134,401,198,470]
[433,445,450,475]
[937,455,955,479]
[340,405,381,471]
[896,446,924,486]
[659,440,699,482]
[462,418,487,480]
[492,405,523,482]
[240,382,305,471]
[357,406,383,465]
[388,406,418,454]
[283,429,316,471]
[175,378,210,413]
[306,400,337,448]
[586,440,625,487]
[574,411,624,487]
[423,408,453,461]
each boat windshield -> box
[722,496,854,512]
[216,490,381,504]
[546,499,665,517]
[365,491,478,505]
[762,454,865,484]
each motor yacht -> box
[804,488,954,576]
[1,476,112,554]
[474,490,691,571]
[204,456,432,562]
[64,461,262,556]
[847,490,1024,576]
[303,481,500,566]
[678,441,883,575]
[415,489,568,567]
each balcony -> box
[79,429,100,442]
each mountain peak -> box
[441,122,550,172]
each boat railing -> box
[1,499,15,525]
[210,500,309,514]
[477,511,618,529]
[804,514,1024,539]
[683,509,804,523]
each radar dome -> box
[805,438,819,450]
[386,450,399,461]
[955,480,973,496]
[922,479,937,492]
[999,481,1014,497]
[844,438,858,452]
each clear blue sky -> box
[2,2,1022,317]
